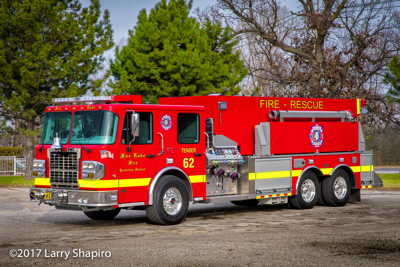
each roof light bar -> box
[52,95,142,104]
[53,96,112,103]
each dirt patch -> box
[310,237,400,260]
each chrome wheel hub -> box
[163,187,182,215]
[301,179,316,203]
[334,177,347,199]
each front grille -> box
[50,150,79,189]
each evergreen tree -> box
[109,0,246,103]
[384,57,400,104]
[0,0,113,179]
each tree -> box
[109,0,246,103]
[385,56,400,104]
[0,0,113,179]
[213,0,398,96]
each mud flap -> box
[373,171,384,188]
[349,189,360,203]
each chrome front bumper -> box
[30,188,118,207]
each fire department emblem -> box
[160,114,172,131]
[309,123,324,149]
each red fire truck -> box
[30,95,382,225]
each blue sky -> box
[80,0,300,60]
[81,0,220,60]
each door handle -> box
[194,153,202,157]
[157,132,164,155]
[146,154,156,158]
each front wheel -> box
[146,176,189,225]
[289,171,319,209]
[322,169,351,206]
[83,208,120,220]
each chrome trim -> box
[204,132,210,151]
[157,132,164,155]
[29,188,117,207]
[119,202,145,208]
[163,187,182,215]
[148,166,192,205]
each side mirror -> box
[131,113,140,137]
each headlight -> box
[33,159,46,177]
[82,161,105,180]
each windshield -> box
[40,112,72,144]
[70,111,119,144]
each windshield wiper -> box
[80,145,92,153]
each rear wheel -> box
[231,199,260,206]
[289,171,319,209]
[83,208,120,220]
[322,169,351,206]
[146,176,189,225]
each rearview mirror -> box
[131,113,140,137]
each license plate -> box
[44,191,52,200]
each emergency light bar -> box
[52,95,142,104]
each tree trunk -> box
[24,121,35,180]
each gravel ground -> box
[0,188,399,266]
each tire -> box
[316,180,326,206]
[146,175,189,225]
[289,171,319,209]
[230,199,260,206]
[322,169,351,207]
[83,208,120,220]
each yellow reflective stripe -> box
[249,173,255,180]
[292,170,302,177]
[189,175,206,183]
[256,171,290,179]
[351,166,361,173]
[321,168,333,175]
[256,193,293,199]
[119,178,151,187]
[79,179,118,188]
[361,165,371,172]
[35,178,51,186]
[372,165,374,171]
[357,99,360,115]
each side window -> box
[178,113,199,144]
[121,112,153,145]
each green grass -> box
[378,173,400,190]
[0,176,34,187]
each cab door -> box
[155,111,206,200]
[118,111,157,204]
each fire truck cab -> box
[30,95,382,225]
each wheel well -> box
[295,167,323,194]
[162,169,193,199]
[149,168,193,205]
[334,166,356,189]
[313,165,356,189]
